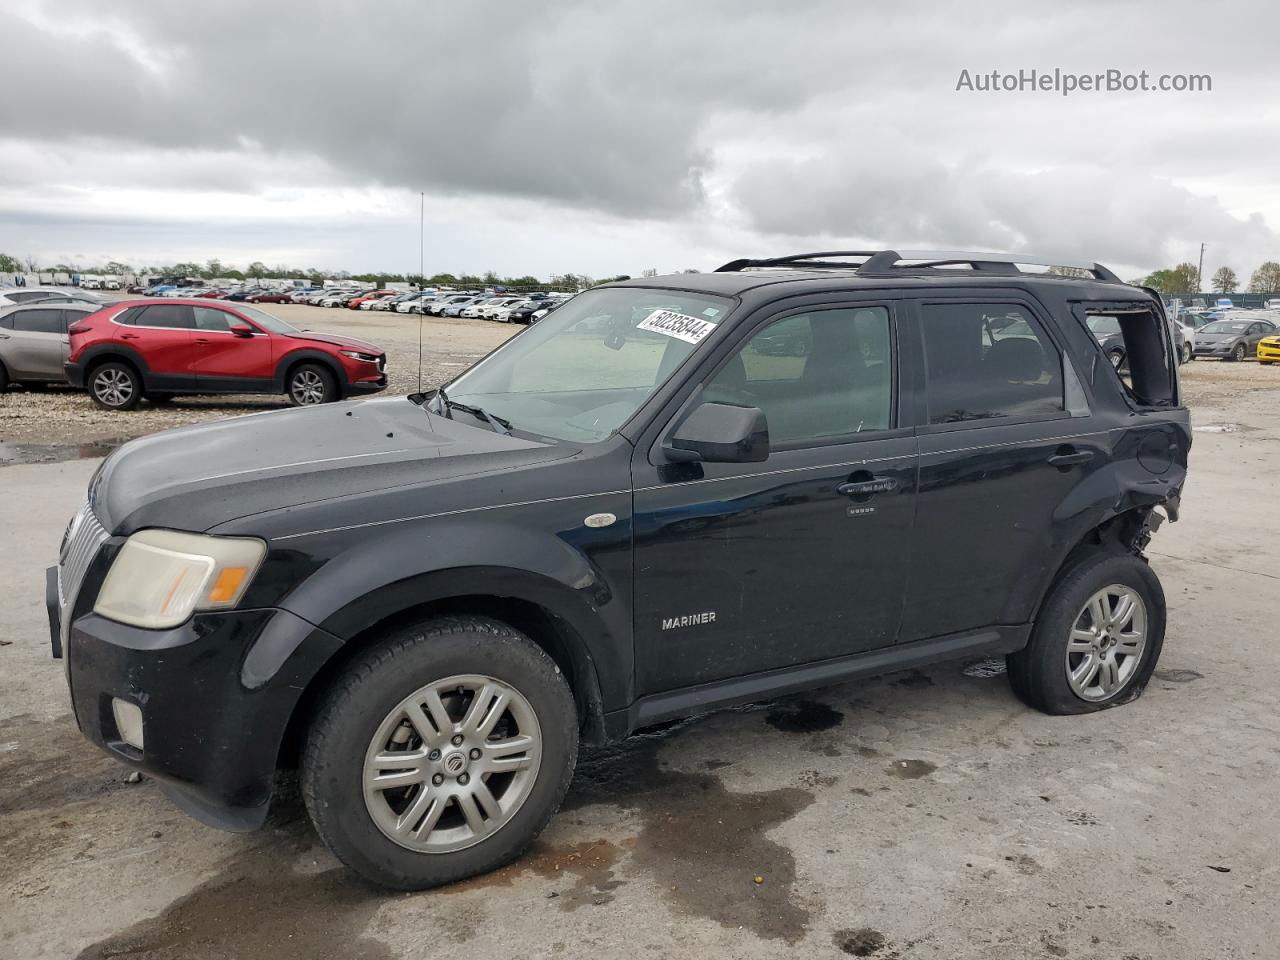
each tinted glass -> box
[194,307,233,332]
[11,308,66,334]
[7,290,46,303]
[922,303,1063,424]
[139,304,194,329]
[704,307,892,444]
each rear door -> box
[189,306,275,390]
[2,307,69,379]
[125,304,197,386]
[901,296,1104,641]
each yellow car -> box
[1260,334,1280,365]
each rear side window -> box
[1076,300,1177,408]
[10,308,67,334]
[138,304,194,329]
[921,303,1064,425]
[113,306,144,325]
[194,307,233,332]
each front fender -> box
[274,505,633,709]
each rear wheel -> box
[88,361,142,411]
[302,617,577,889]
[1180,342,1192,364]
[1008,550,1165,714]
[287,363,338,405]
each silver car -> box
[0,302,96,389]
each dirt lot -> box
[0,303,517,452]
[2,333,1279,959]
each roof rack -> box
[714,249,1123,284]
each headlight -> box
[339,350,379,362]
[94,529,266,629]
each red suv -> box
[66,299,388,410]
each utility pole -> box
[1196,242,1206,294]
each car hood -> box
[90,396,569,536]
[282,330,384,354]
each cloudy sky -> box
[1,0,1278,281]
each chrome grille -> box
[58,503,109,645]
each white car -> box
[477,297,523,320]
[492,299,535,322]
[462,297,504,319]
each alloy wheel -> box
[362,674,542,853]
[291,369,326,404]
[93,369,134,407]
[1065,584,1147,702]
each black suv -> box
[48,251,1189,889]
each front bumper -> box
[50,581,342,832]
[1258,342,1280,362]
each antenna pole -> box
[417,191,425,392]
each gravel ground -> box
[0,303,517,450]
[2,336,1279,959]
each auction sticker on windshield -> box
[637,309,717,345]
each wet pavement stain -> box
[889,669,933,689]
[74,825,393,960]
[0,438,126,466]
[445,837,626,911]
[1154,668,1204,683]
[764,698,844,733]
[0,713,126,815]
[886,759,936,780]
[833,927,889,956]
[566,722,817,943]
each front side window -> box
[922,302,1064,425]
[703,307,893,444]
[445,287,733,442]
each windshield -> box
[445,286,733,442]
[235,303,301,334]
[1200,321,1250,334]
[1086,315,1122,337]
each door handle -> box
[1048,449,1094,467]
[120,333,140,340]
[836,476,898,497]
[194,337,210,343]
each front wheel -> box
[1007,550,1165,715]
[287,363,338,405]
[1180,343,1192,364]
[1232,343,1247,362]
[302,617,578,889]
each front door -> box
[125,303,197,386]
[632,302,918,695]
[190,306,275,389]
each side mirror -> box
[230,323,255,337]
[665,401,769,464]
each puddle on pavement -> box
[72,714,821,955]
[1154,668,1204,683]
[0,438,125,466]
[886,759,936,780]
[764,698,845,733]
[74,823,393,960]
[563,719,817,942]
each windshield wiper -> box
[431,387,511,435]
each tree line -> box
[1139,261,1280,297]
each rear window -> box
[11,308,67,334]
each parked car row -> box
[0,293,388,410]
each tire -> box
[302,616,578,890]
[1007,550,1165,715]
[0,362,8,392]
[1232,343,1246,362]
[1107,349,1125,371]
[287,363,338,406]
[88,361,142,411]
[1180,343,1192,364]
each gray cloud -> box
[1,0,1278,275]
